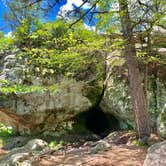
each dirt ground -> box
[31,131,148,166]
[1,131,161,166]
[32,144,147,166]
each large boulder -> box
[100,51,134,129]
[0,52,103,135]
[100,51,166,136]
[0,52,23,85]
[144,140,166,166]
[100,78,134,129]
[0,80,92,135]
[100,74,166,134]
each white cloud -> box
[58,0,90,18]
[5,31,12,37]
[84,23,96,31]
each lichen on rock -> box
[157,107,166,138]
[144,140,166,166]
[0,51,104,135]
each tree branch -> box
[90,11,108,14]
[15,0,42,10]
[69,0,100,28]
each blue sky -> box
[0,0,67,34]
[0,0,8,33]
[0,0,96,34]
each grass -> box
[133,139,147,147]
[0,123,14,148]
[49,140,65,149]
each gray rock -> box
[24,139,49,151]
[0,80,92,135]
[157,108,166,138]
[0,52,98,135]
[100,56,166,138]
[4,136,31,150]
[144,140,166,166]
[90,140,111,154]
[0,139,49,166]
[100,77,134,128]
[4,54,16,61]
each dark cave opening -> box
[86,107,120,136]
[74,107,120,137]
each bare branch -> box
[90,11,108,14]
[15,0,42,10]
[69,0,89,14]
[6,1,21,25]
[69,0,100,28]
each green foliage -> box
[17,48,86,76]
[14,19,104,50]
[0,32,4,38]
[14,18,31,47]
[0,22,105,119]
[153,32,166,48]
[0,124,14,148]
[49,140,58,148]
[133,139,147,147]
[0,84,58,94]
[96,0,118,32]
[0,79,9,85]
[49,140,65,149]
[28,20,70,48]
[0,32,14,51]
[13,20,105,81]
[0,123,13,137]
[85,83,103,106]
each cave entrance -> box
[86,107,120,136]
[73,107,120,137]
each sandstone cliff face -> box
[100,72,166,137]
[100,77,134,129]
[0,50,166,137]
[0,52,103,135]
[0,80,92,135]
[100,51,134,129]
[100,51,166,137]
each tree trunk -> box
[143,64,148,101]
[119,0,151,139]
[152,72,158,111]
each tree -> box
[3,0,41,30]
[118,0,150,139]
[0,31,13,51]
[71,0,165,139]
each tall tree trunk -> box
[152,71,158,111]
[119,0,151,139]
[143,64,148,101]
